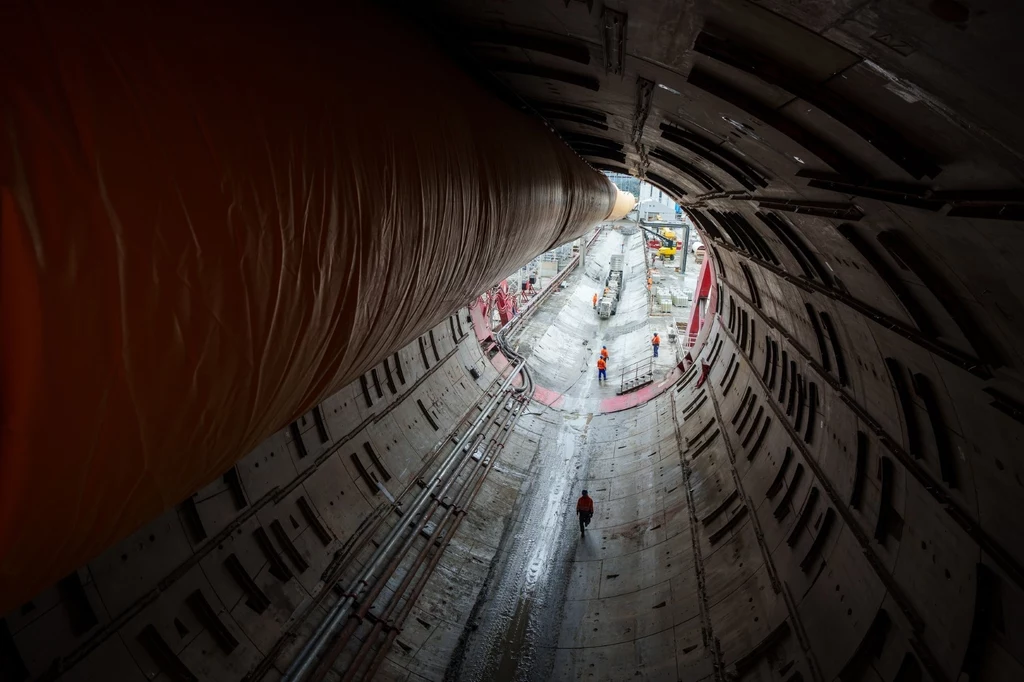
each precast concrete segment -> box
[282,363,526,682]
[312,391,529,682]
[0,1,616,609]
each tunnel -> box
[1,0,1023,680]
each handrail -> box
[618,356,654,394]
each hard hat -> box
[582,489,588,495]
[602,346,606,349]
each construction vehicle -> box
[638,224,677,258]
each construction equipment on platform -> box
[638,223,678,259]
[597,297,615,319]
[610,253,624,272]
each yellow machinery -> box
[657,226,678,258]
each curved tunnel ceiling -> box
[2,0,1024,680]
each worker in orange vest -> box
[600,346,609,363]
[652,332,661,357]
[597,356,607,382]
[576,489,594,535]
[592,292,598,308]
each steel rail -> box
[282,360,525,682]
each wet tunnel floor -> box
[451,410,594,682]
[446,230,693,682]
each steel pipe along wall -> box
[1,310,517,680]
[0,1,616,609]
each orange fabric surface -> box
[0,1,614,609]
[597,358,607,370]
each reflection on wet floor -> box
[449,225,699,682]
[452,410,592,682]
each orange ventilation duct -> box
[0,1,615,609]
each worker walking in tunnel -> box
[576,490,594,536]
[592,292,598,308]
[600,346,609,364]
[652,332,660,357]
[597,356,607,382]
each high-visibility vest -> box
[600,348,608,359]
[597,358,607,370]
[652,335,660,345]
[592,293,598,304]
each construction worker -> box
[576,489,594,535]
[597,356,607,382]
[652,332,661,357]
[592,292,598,308]
[600,346,609,363]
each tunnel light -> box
[793,156,806,164]
[657,83,680,95]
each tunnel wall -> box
[499,283,1024,681]
[686,200,1024,680]
[531,187,1024,679]
[0,0,615,610]
[0,310,515,680]
[423,205,1024,680]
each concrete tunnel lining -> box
[4,0,1024,680]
